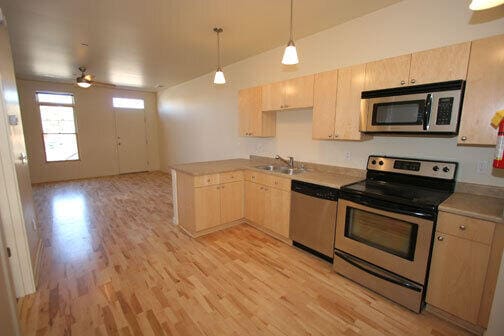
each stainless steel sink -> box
[254,165,305,175]
[255,165,275,171]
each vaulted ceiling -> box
[0,0,401,90]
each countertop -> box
[439,192,504,224]
[171,159,364,189]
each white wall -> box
[17,79,160,183]
[158,0,504,187]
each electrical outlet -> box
[477,160,489,174]
[345,151,351,161]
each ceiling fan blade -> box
[92,80,117,88]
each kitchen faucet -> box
[275,155,294,168]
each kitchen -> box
[0,0,503,335]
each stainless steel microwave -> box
[360,80,465,134]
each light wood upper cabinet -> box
[238,86,275,137]
[426,232,491,324]
[194,185,221,231]
[284,75,314,110]
[262,75,314,111]
[220,181,244,224]
[334,64,367,141]
[261,82,285,111]
[313,65,368,141]
[364,54,411,91]
[313,70,338,140]
[409,42,470,85]
[458,34,504,146]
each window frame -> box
[112,97,145,109]
[36,91,81,163]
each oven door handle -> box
[423,93,433,131]
[334,250,422,292]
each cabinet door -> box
[284,75,314,110]
[459,34,504,145]
[426,232,491,324]
[194,185,221,231]
[261,82,285,111]
[364,54,411,91]
[312,70,338,140]
[244,181,265,225]
[220,181,244,224]
[264,187,291,238]
[409,42,470,85]
[334,64,367,141]
[238,87,256,136]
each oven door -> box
[335,199,434,284]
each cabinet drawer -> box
[437,212,495,245]
[265,175,291,191]
[244,170,269,185]
[193,174,220,187]
[220,171,244,184]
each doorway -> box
[114,108,149,174]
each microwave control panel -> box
[435,97,454,125]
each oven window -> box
[345,207,418,260]
[372,100,425,125]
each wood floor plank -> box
[17,172,472,336]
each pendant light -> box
[469,0,504,10]
[213,27,226,84]
[282,0,299,65]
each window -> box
[112,97,145,109]
[37,92,79,162]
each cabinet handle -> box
[328,134,332,138]
[459,225,466,231]
[207,179,211,182]
[334,134,339,138]
[461,136,467,141]
[400,80,406,85]
[249,132,253,136]
[410,79,416,84]
[437,236,444,241]
[216,186,220,189]
[280,105,284,108]
[259,187,263,190]
[221,185,225,189]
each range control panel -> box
[367,156,457,180]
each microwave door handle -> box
[423,93,433,131]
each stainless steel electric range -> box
[333,155,458,312]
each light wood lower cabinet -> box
[426,211,501,329]
[426,232,491,324]
[244,177,291,238]
[177,171,244,235]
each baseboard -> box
[425,304,484,335]
[178,220,243,238]
[244,220,292,246]
[32,239,44,289]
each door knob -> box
[459,225,466,231]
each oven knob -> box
[379,160,384,166]
[371,160,377,165]
[443,167,450,173]
[433,166,439,172]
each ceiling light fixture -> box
[282,0,299,65]
[76,67,92,88]
[213,27,226,84]
[469,0,504,10]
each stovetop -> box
[340,156,458,216]
[341,179,453,210]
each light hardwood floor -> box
[17,172,471,336]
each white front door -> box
[115,108,148,174]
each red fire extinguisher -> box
[492,110,504,169]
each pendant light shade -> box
[213,27,226,84]
[469,0,504,10]
[282,0,299,65]
[214,68,226,84]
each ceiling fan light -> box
[213,68,226,84]
[282,40,299,65]
[76,77,92,88]
[469,0,504,10]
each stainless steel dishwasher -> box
[289,180,339,261]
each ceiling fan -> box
[75,67,116,88]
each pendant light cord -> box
[214,28,223,69]
[289,0,293,41]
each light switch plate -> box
[8,115,18,125]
